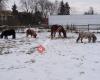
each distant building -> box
[48,15,100,26]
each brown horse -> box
[26,29,37,38]
[51,25,67,39]
[76,32,97,43]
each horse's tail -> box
[92,34,97,43]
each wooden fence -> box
[64,24,100,33]
[0,24,100,33]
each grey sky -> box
[60,0,100,14]
[7,0,100,14]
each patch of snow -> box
[0,32,100,80]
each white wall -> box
[48,15,100,26]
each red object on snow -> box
[37,45,45,54]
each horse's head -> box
[92,34,97,43]
[34,33,37,38]
[61,28,67,38]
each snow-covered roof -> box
[48,15,100,25]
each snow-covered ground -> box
[0,32,100,80]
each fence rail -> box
[0,24,100,33]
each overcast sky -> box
[7,0,100,14]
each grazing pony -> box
[76,32,97,43]
[0,29,16,39]
[51,25,67,39]
[26,29,37,38]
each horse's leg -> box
[81,38,83,43]
[51,31,53,39]
[92,35,97,43]
[54,32,56,38]
[32,34,35,38]
[1,35,3,39]
[34,35,36,38]
[27,35,28,37]
[76,36,80,43]
[63,31,67,38]
[12,34,16,39]
[59,31,61,38]
[53,32,55,37]
[53,32,56,38]
[34,33,37,38]
[26,33,28,37]
[31,34,33,38]
[5,36,8,39]
[88,37,91,43]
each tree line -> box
[0,0,96,25]
[11,0,71,25]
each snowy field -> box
[0,32,100,80]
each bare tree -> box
[70,7,78,14]
[0,0,4,10]
[37,0,55,17]
[43,1,54,17]
[20,0,55,17]
[0,0,8,10]
[52,0,59,15]
[20,0,35,13]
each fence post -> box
[88,24,89,31]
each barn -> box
[48,15,100,25]
[48,15,100,30]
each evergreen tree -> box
[11,3,19,25]
[12,4,18,15]
[64,2,70,15]
[88,7,94,15]
[58,0,65,15]
[84,7,94,15]
[58,1,70,15]
[17,12,34,25]
[33,11,43,25]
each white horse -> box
[76,32,97,43]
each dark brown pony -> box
[76,32,97,43]
[51,25,67,39]
[0,29,16,39]
[26,29,37,38]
